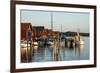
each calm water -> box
[21,37,90,62]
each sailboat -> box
[74,30,84,45]
[47,12,54,46]
[60,24,65,47]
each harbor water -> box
[21,37,90,63]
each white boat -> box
[79,39,84,45]
[75,40,84,45]
[33,41,39,46]
[74,31,84,45]
[47,41,54,45]
[21,40,30,48]
[60,40,65,47]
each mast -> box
[77,29,80,41]
[61,24,62,32]
[51,12,53,31]
[61,24,62,36]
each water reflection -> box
[74,44,84,59]
[21,37,89,63]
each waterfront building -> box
[21,23,32,40]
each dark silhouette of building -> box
[32,26,44,37]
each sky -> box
[21,10,90,33]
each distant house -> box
[21,23,32,40]
[32,26,44,37]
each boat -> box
[33,41,39,46]
[47,39,54,45]
[79,38,84,45]
[75,39,84,45]
[74,31,84,45]
[21,40,30,48]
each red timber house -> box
[21,23,34,41]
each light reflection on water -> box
[21,37,89,63]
